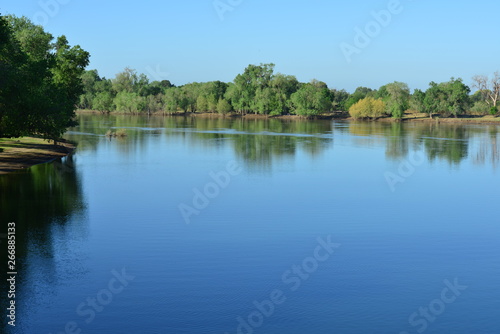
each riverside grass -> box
[0,137,74,174]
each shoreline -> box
[0,137,75,175]
[77,109,500,125]
[2,111,497,176]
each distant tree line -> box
[0,14,89,139]
[78,64,500,120]
[2,12,499,142]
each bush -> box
[469,101,490,115]
[216,98,232,114]
[114,92,146,114]
[490,106,498,115]
[349,97,386,119]
[105,129,127,137]
[115,129,127,137]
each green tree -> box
[145,94,162,114]
[181,82,202,112]
[330,89,350,111]
[344,87,374,110]
[163,87,188,113]
[50,35,90,135]
[291,80,332,117]
[196,95,208,112]
[199,81,228,113]
[229,63,275,114]
[112,67,138,93]
[1,15,89,140]
[216,98,232,114]
[269,74,299,115]
[424,78,470,118]
[78,70,101,109]
[114,91,145,114]
[410,89,426,114]
[93,92,114,113]
[382,82,410,119]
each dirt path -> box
[0,137,75,175]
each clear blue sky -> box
[1,0,499,92]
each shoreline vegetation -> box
[75,64,500,121]
[2,14,500,175]
[0,137,75,175]
[1,111,498,175]
[77,109,500,125]
[1,14,86,175]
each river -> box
[1,114,499,333]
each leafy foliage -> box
[349,97,386,119]
[424,78,470,118]
[290,80,332,117]
[381,82,410,118]
[0,14,89,139]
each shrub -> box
[115,129,127,137]
[349,97,387,119]
[216,98,232,114]
[105,129,127,137]
[469,101,490,115]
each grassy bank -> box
[0,137,75,175]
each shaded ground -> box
[0,137,75,175]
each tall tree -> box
[424,78,470,118]
[410,89,426,115]
[112,67,138,94]
[472,72,500,113]
[382,82,410,119]
[1,15,89,139]
[291,80,332,117]
[229,63,275,114]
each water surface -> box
[1,115,499,333]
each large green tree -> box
[378,82,410,119]
[290,80,332,117]
[424,78,470,118]
[227,63,275,114]
[0,15,89,139]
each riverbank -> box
[0,137,75,175]
[76,109,500,124]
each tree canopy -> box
[0,14,89,139]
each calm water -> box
[1,115,499,334]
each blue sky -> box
[1,0,499,92]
